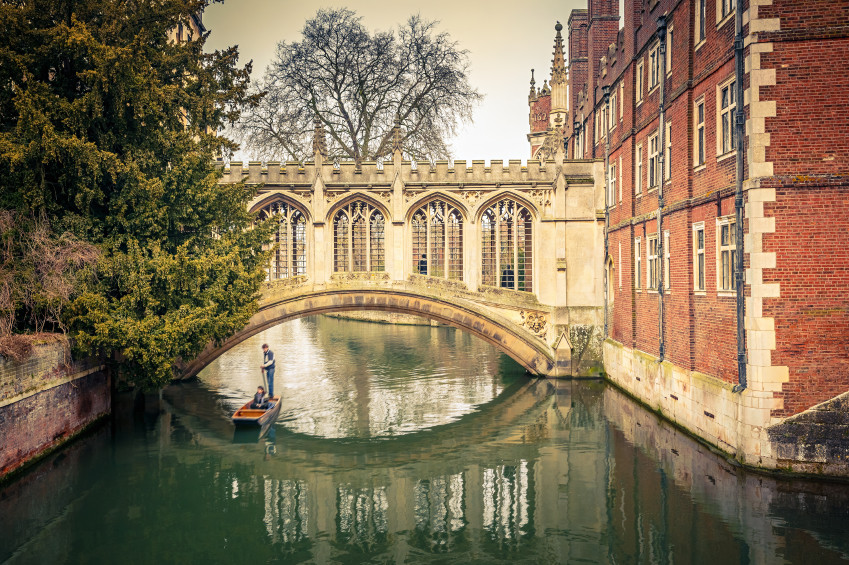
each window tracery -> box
[411,199,463,280]
[481,198,533,292]
[260,201,307,281]
[333,201,385,272]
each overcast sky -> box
[204,0,586,161]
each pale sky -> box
[204,0,586,161]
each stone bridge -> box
[183,149,605,379]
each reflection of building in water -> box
[262,478,310,546]
[413,473,466,551]
[336,484,389,550]
[482,462,532,543]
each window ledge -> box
[637,99,644,106]
[695,39,706,52]
[694,163,706,173]
[717,290,736,298]
[716,151,735,163]
[717,12,734,29]
[694,290,707,296]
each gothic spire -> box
[391,116,403,155]
[551,21,567,85]
[312,115,327,159]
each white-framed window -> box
[696,0,706,45]
[666,25,674,76]
[648,131,659,188]
[693,222,705,291]
[636,60,644,103]
[619,82,624,121]
[695,98,706,167]
[618,240,622,288]
[665,120,672,182]
[595,114,599,144]
[649,43,660,89]
[663,230,670,289]
[609,90,617,130]
[718,79,737,156]
[634,237,642,289]
[608,162,616,206]
[717,216,737,291]
[618,155,623,202]
[647,234,659,290]
[718,0,736,24]
[635,144,643,195]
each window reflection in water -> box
[336,485,389,551]
[413,473,467,552]
[482,461,532,545]
[262,478,310,546]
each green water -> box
[1,316,848,564]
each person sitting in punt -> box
[251,386,268,409]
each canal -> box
[1,316,848,564]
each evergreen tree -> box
[0,0,273,388]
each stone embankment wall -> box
[604,338,849,479]
[0,341,110,480]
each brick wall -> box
[764,183,849,417]
[0,343,110,479]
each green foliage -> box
[0,0,273,388]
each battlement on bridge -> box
[219,158,599,188]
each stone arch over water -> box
[182,287,557,380]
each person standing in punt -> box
[261,343,275,398]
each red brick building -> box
[530,0,849,473]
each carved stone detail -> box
[404,190,425,203]
[524,189,552,208]
[325,191,346,204]
[520,310,548,339]
[293,191,312,204]
[459,190,486,205]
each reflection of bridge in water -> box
[163,378,602,556]
[158,378,849,562]
[184,151,606,379]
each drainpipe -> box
[733,0,747,392]
[656,16,667,362]
[602,85,611,338]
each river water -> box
[1,316,848,564]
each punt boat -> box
[232,396,282,429]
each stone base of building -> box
[603,339,849,480]
[0,342,110,481]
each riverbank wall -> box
[0,340,110,481]
[603,338,849,480]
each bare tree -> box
[237,9,482,162]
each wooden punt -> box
[231,396,282,428]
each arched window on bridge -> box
[261,201,307,280]
[333,201,386,272]
[411,199,464,280]
[480,198,533,292]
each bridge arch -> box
[182,287,556,380]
